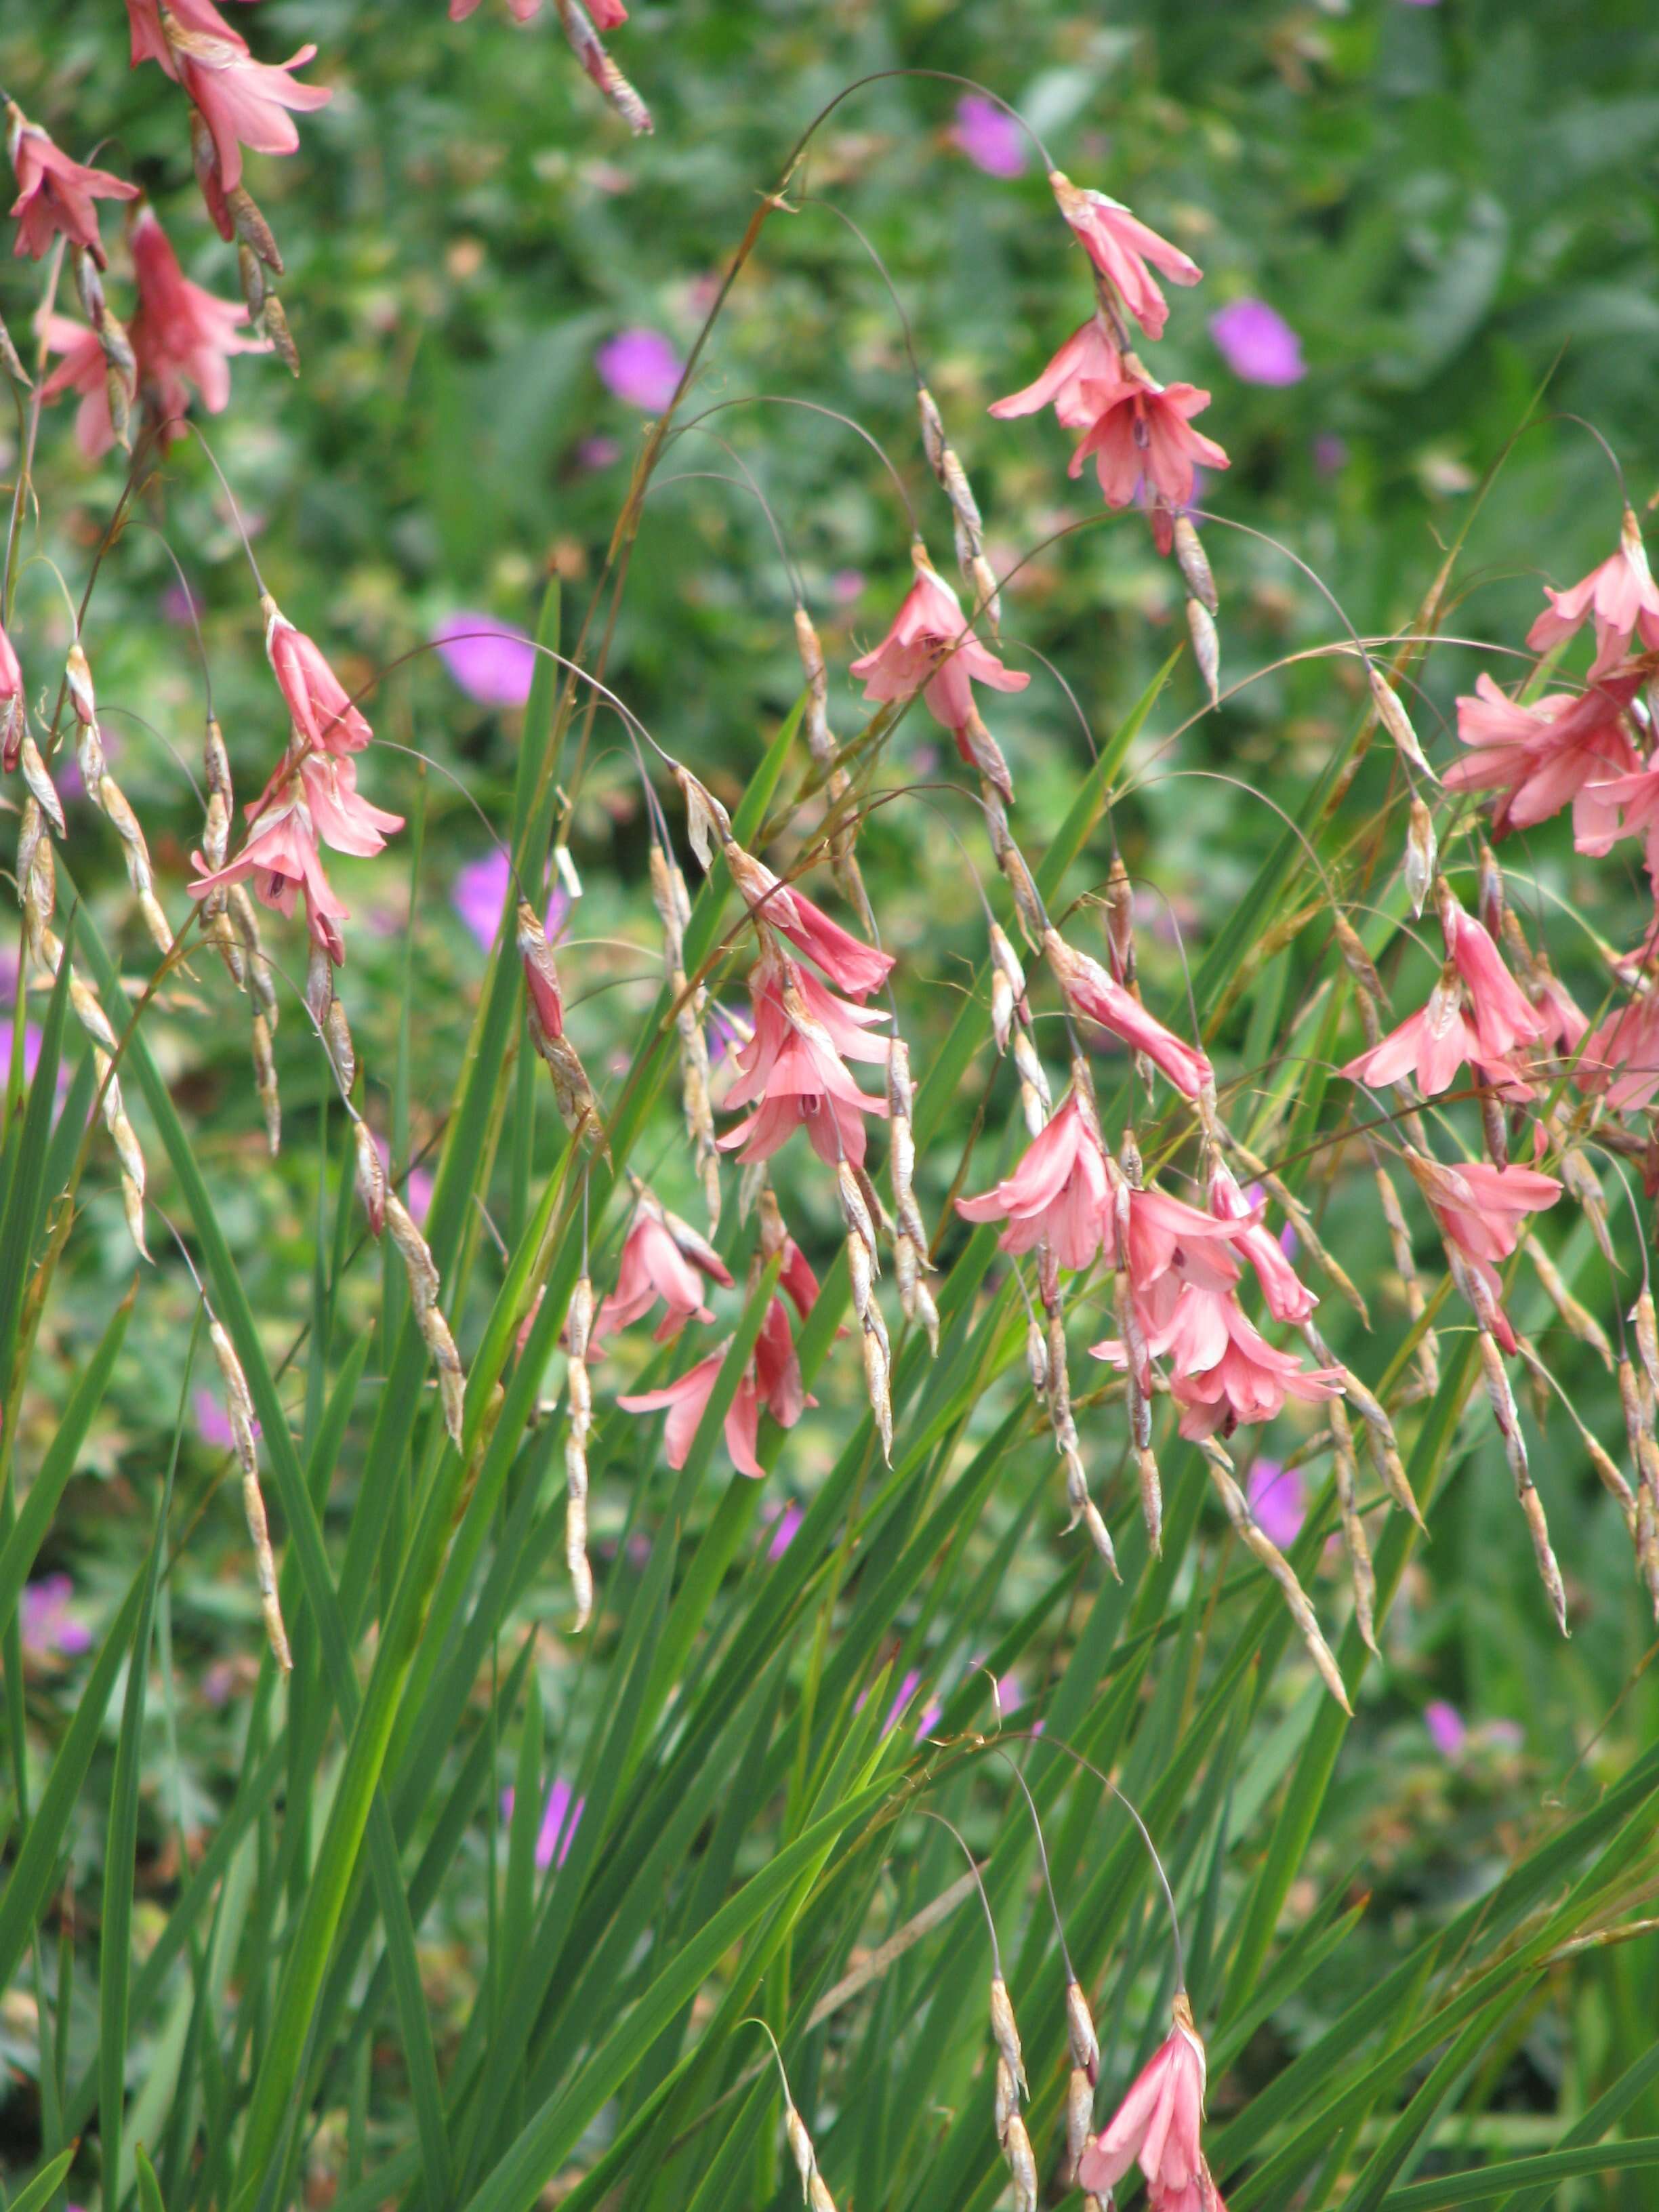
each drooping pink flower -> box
[1207,1157,1315,1322]
[125,0,255,73]
[432,612,537,708]
[129,204,265,432]
[263,597,373,755]
[157,14,332,194]
[1080,1999,1226,2211]
[187,790,352,962]
[723,845,895,1000]
[1576,990,1659,1113]
[1404,1151,1561,1354]
[948,94,1027,179]
[717,954,889,1168]
[594,1197,733,1343]
[595,327,682,411]
[989,316,1122,430]
[1070,374,1230,513]
[1048,171,1202,341]
[753,1291,811,1430]
[295,752,404,857]
[957,1093,1111,1271]
[1209,298,1304,386]
[1044,930,1214,1099]
[1527,509,1659,680]
[777,1236,822,1324]
[38,315,117,462]
[6,106,137,266]
[849,544,1029,743]
[619,1347,763,1477]
[1438,886,1548,1065]
[1574,757,1659,894]
[1341,975,1529,1101]
[1160,1294,1343,1440]
[1443,674,1639,842]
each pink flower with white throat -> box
[1527,509,1659,680]
[1404,1151,1560,1355]
[1048,171,1203,341]
[186,789,352,962]
[1208,1155,1315,1323]
[6,104,137,266]
[1070,373,1230,513]
[129,203,266,434]
[849,542,1028,744]
[155,9,332,193]
[989,317,1122,430]
[1079,1996,1228,2211]
[1444,673,1639,842]
[263,598,373,756]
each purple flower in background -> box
[0,1018,46,1090]
[1425,1701,1467,1757]
[197,1387,260,1451]
[1313,434,1348,476]
[451,849,570,954]
[830,569,865,605]
[879,1668,922,1736]
[162,580,203,628]
[1210,299,1306,387]
[595,327,683,413]
[21,1574,91,1661]
[1247,1458,1305,1549]
[949,94,1027,179]
[763,1499,803,1561]
[501,1778,585,1870]
[575,434,621,472]
[433,612,538,709]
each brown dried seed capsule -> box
[1404,796,1437,918]
[1205,1446,1351,1711]
[1002,2112,1038,2212]
[1173,514,1218,613]
[1066,2066,1095,2183]
[994,2055,1019,2145]
[988,1975,1027,2098]
[1368,663,1435,777]
[1065,1977,1100,2081]
[1186,597,1221,708]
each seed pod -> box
[1368,663,1435,778]
[1523,1245,1612,1368]
[1010,1027,1050,1138]
[250,1011,280,1153]
[1478,1331,1566,1636]
[1173,514,1218,613]
[1372,1158,1439,1395]
[1404,796,1437,919]
[1328,1397,1378,1656]
[1634,1290,1659,1413]
[960,705,1014,802]
[675,766,731,871]
[18,735,64,836]
[994,2054,1019,2146]
[210,1318,291,1670]
[1002,2112,1038,2212]
[1204,1443,1351,1711]
[988,1975,1028,2099]
[985,799,1045,943]
[1333,909,1385,1012]
[1066,2067,1095,2184]
[1065,1975,1101,2083]
[1104,854,1137,989]
[1186,598,1221,708]
[861,1325,893,1462]
[1136,1443,1164,1557]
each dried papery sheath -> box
[1065,1975,1101,2083]
[1404,796,1437,919]
[565,1274,595,1628]
[353,1117,387,1236]
[1136,1443,1164,1559]
[1186,597,1221,707]
[1478,1330,1566,1634]
[1328,1396,1378,1655]
[1367,662,1435,778]
[988,1975,1028,2099]
[209,1317,291,1671]
[649,846,721,1228]
[1104,854,1136,991]
[520,899,602,1144]
[675,765,731,870]
[1002,2112,1038,2212]
[988,921,1025,1052]
[994,2055,1019,2146]
[1066,2068,1095,2187]
[1525,1244,1612,1368]
[1202,1441,1351,1711]
[985,796,1046,947]
[1303,1317,1422,1527]
[18,735,64,836]
[1333,910,1385,1015]
[1010,1026,1050,1139]
[1634,1291,1659,1414]
[386,1191,467,1448]
[1173,514,1217,613]
[1372,1157,1438,1395]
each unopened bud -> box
[1368,663,1435,778]
[1404,798,1437,919]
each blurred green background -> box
[5,0,1659,2186]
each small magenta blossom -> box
[197,1387,260,1450]
[432,612,538,708]
[500,1778,585,1870]
[1246,1459,1305,1549]
[21,1574,92,1660]
[1425,1700,1466,1757]
[595,327,682,412]
[451,849,569,954]
[948,94,1026,179]
[1210,298,1305,386]
[762,1498,802,1560]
